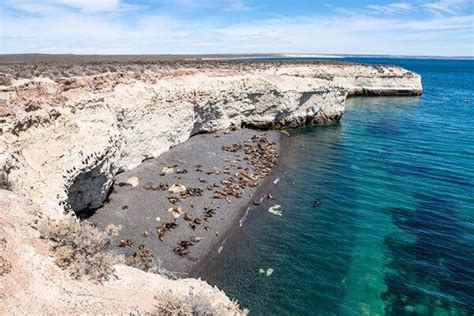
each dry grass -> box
[0,54,360,80]
[40,218,118,282]
[36,220,247,314]
[0,74,12,86]
[39,218,182,280]
[154,290,193,316]
[154,290,246,316]
[0,256,11,276]
[0,237,12,277]
[105,223,122,236]
[126,244,154,272]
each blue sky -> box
[0,0,473,56]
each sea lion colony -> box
[106,134,278,266]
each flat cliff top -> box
[0,54,410,80]
[0,53,364,64]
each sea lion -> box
[118,239,133,247]
[167,196,180,204]
[178,240,193,248]
[158,231,165,241]
[193,218,202,225]
[168,207,183,219]
[191,236,203,243]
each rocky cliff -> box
[0,60,421,314]
[0,61,422,219]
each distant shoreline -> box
[0,53,472,64]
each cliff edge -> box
[0,61,421,217]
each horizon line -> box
[0,53,473,59]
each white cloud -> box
[3,0,63,14]
[390,3,412,10]
[4,0,121,13]
[162,0,216,9]
[367,2,414,15]
[365,1,472,17]
[0,1,472,56]
[224,0,254,12]
[422,0,471,16]
[55,0,119,12]
[161,0,256,11]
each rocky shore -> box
[0,56,422,314]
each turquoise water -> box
[198,58,474,315]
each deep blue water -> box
[199,58,474,315]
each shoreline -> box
[90,129,282,275]
[189,135,287,277]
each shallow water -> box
[198,58,474,315]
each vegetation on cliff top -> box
[40,218,117,281]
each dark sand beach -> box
[90,129,282,275]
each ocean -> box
[197,58,474,315]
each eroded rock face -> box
[0,62,422,217]
[0,170,8,190]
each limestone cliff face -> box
[0,62,421,218]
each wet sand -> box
[90,129,281,275]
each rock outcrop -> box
[0,62,421,218]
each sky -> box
[0,0,473,56]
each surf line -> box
[218,239,227,254]
[239,207,251,227]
